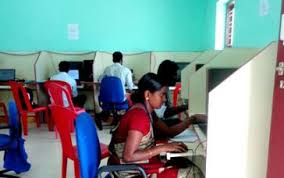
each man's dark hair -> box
[157,60,179,86]
[59,61,70,72]
[113,51,123,63]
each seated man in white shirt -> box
[96,52,134,129]
[50,61,86,107]
[99,51,134,93]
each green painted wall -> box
[203,0,216,50]
[0,0,206,52]
[233,0,282,47]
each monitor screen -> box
[67,61,83,81]
[0,69,15,81]
[68,70,79,80]
[176,62,190,82]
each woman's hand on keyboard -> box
[162,142,188,153]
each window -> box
[215,0,235,50]
[225,1,235,48]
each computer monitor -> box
[176,62,190,82]
[67,61,83,81]
[68,69,79,80]
[0,69,15,82]
[82,60,94,82]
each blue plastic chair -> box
[99,76,129,110]
[75,112,147,178]
[98,76,129,129]
[0,101,31,177]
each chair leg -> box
[94,113,103,130]
[45,110,53,131]
[62,155,67,178]
[0,103,9,124]
[55,126,58,139]
[21,112,28,136]
[35,113,40,128]
[0,169,20,178]
[74,159,80,178]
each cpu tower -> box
[83,60,94,81]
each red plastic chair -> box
[49,105,110,178]
[44,80,84,113]
[172,83,182,107]
[172,83,182,120]
[0,102,8,123]
[8,81,48,136]
[49,105,80,178]
[44,80,85,138]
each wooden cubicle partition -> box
[189,47,261,114]
[206,42,277,178]
[181,50,222,99]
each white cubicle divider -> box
[206,42,277,178]
[35,51,96,81]
[189,47,261,114]
[0,52,41,107]
[93,52,151,82]
[150,52,201,73]
[34,51,96,110]
[181,50,221,99]
[0,52,40,80]
[47,51,96,80]
[34,51,53,82]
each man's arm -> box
[125,69,134,90]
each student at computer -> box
[155,60,207,129]
[99,51,134,93]
[154,60,188,124]
[96,52,135,127]
[108,73,199,178]
[50,61,86,107]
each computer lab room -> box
[0,0,283,178]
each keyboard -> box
[193,124,207,150]
[198,123,207,135]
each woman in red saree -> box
[108,73,201,178]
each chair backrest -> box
[75,112,101,178]
[99,76,125,105]
[173,83,182,107]
[49,105,77,159]
[44,81,75,110]
[0,100,21,152]
[8,81,33,112]
[8,100,21,137]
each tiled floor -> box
[0,123,111,178]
